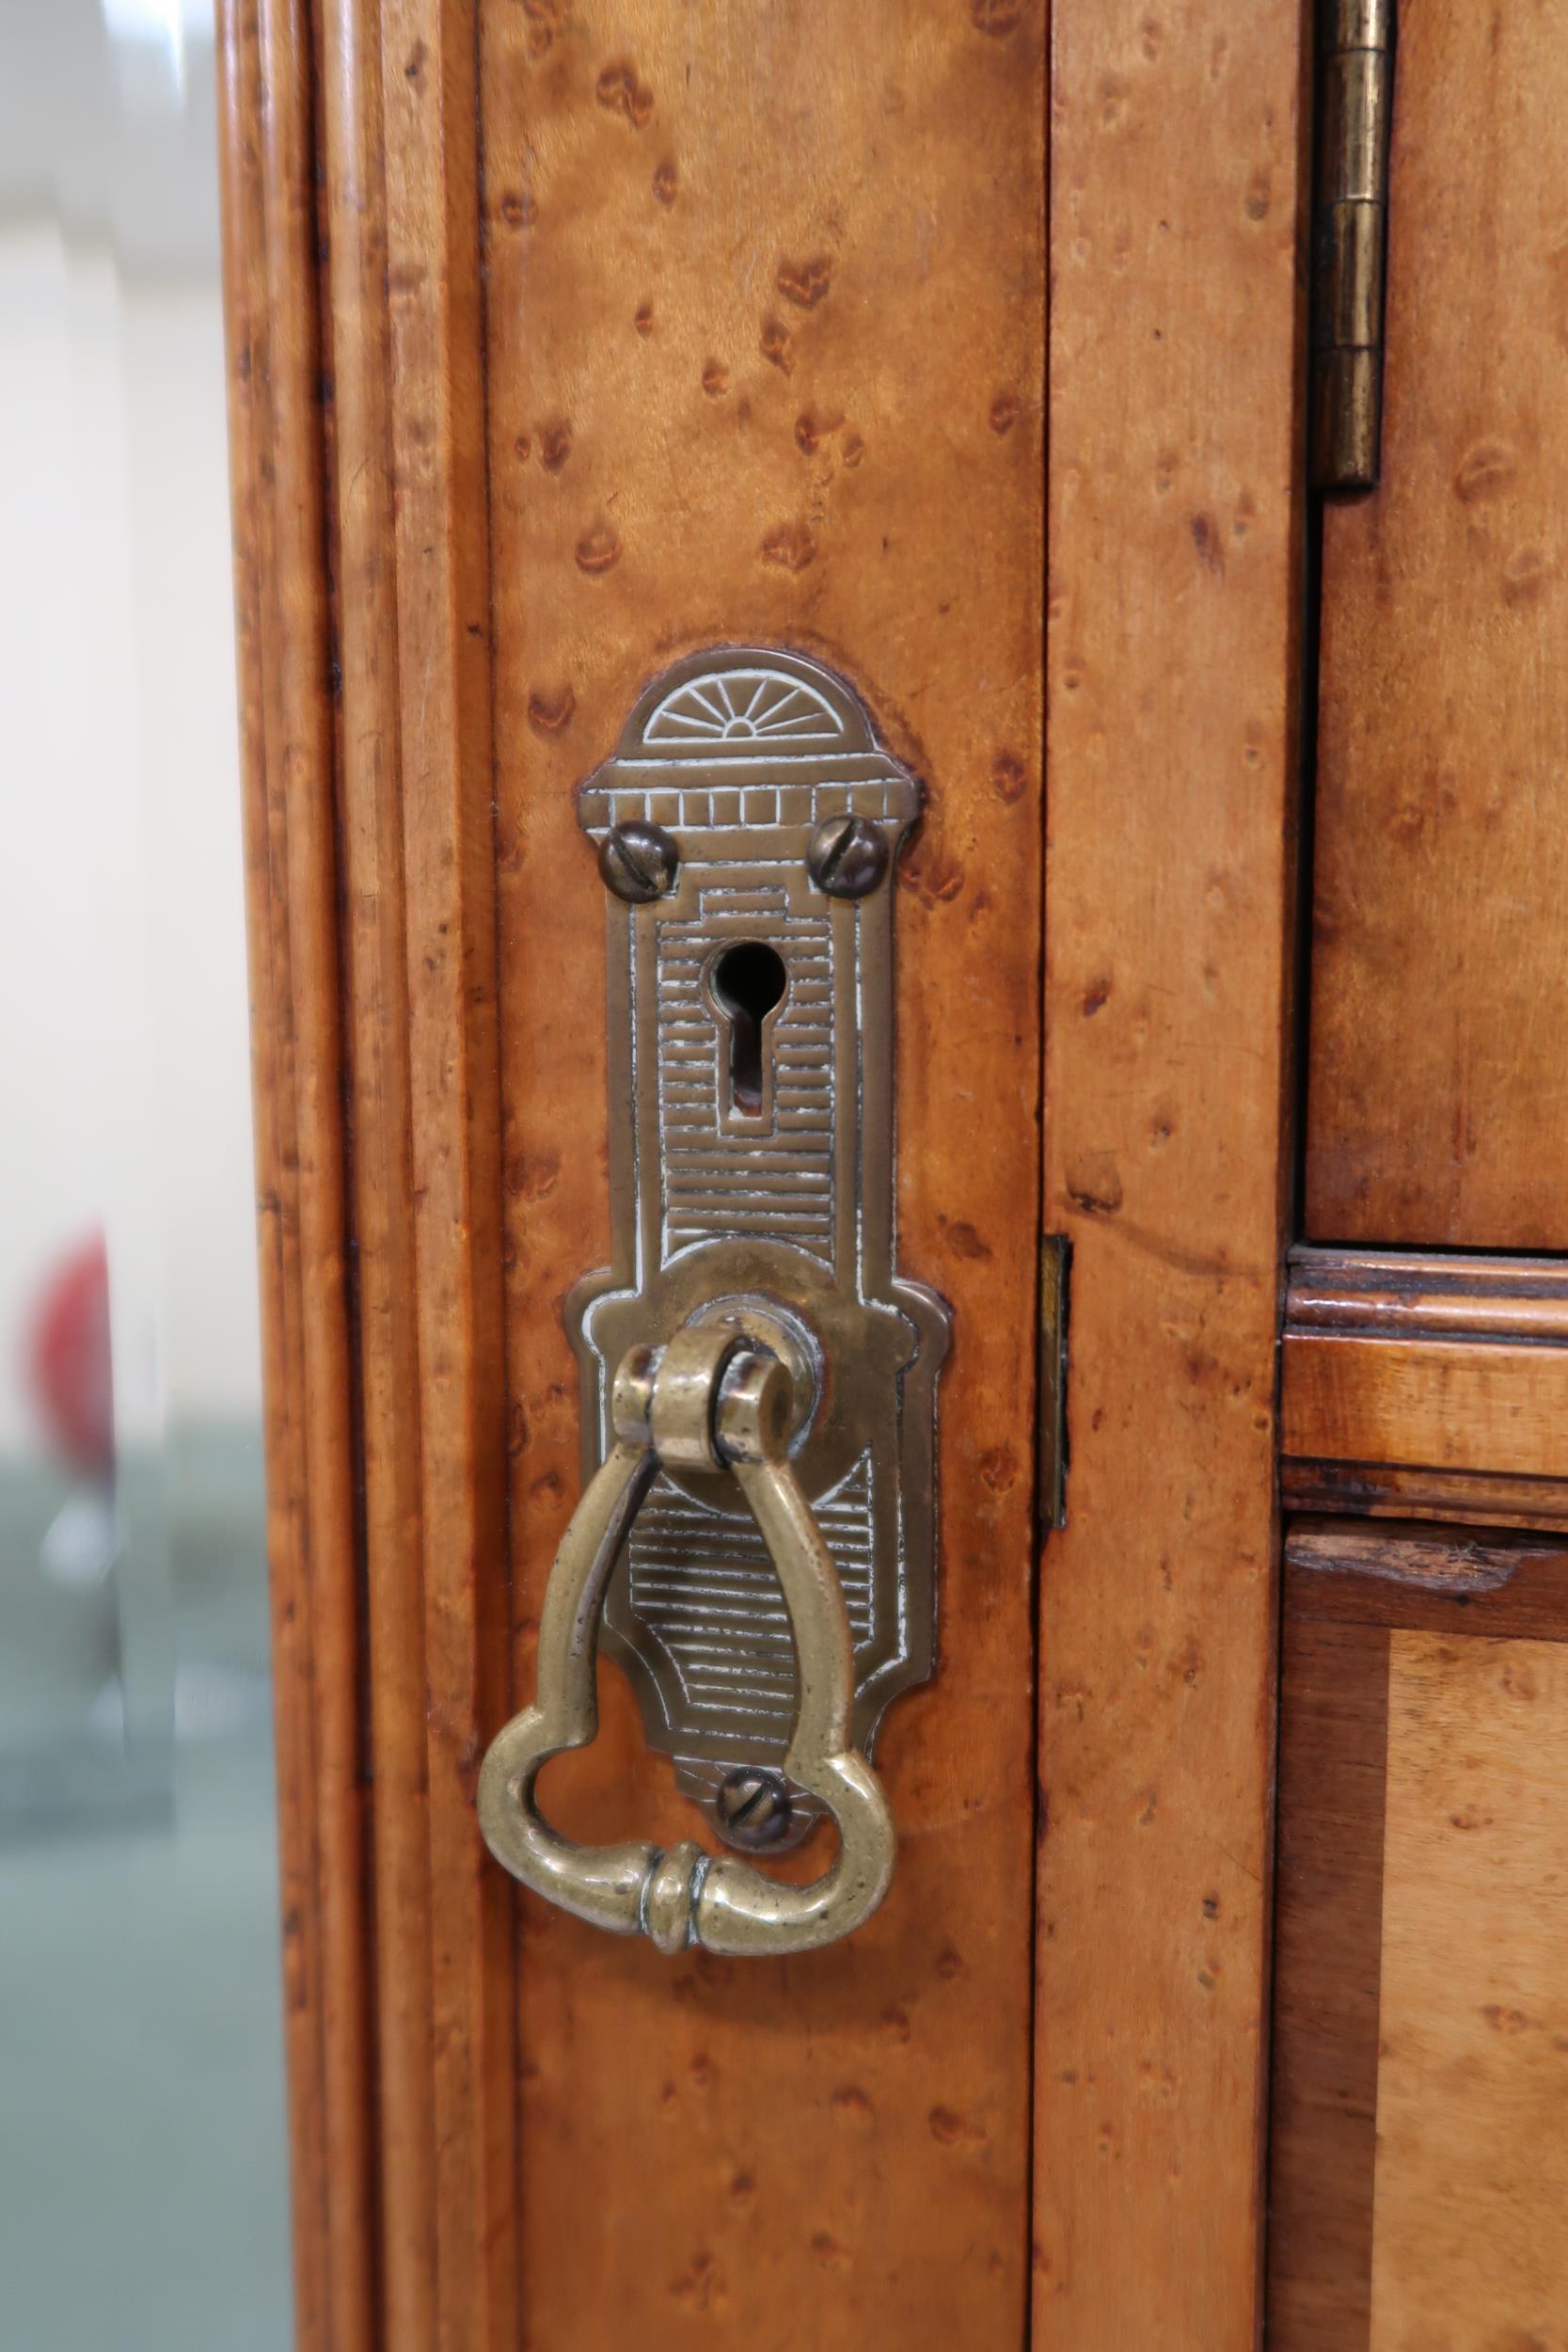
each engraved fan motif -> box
[642,666,845,749]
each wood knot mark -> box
[652,159,677,205]
[1065,1153,1122,1215]
[990,389,1021,435]
[1189,512,1225,574]
[991,748,1028,803]
[1502,545,1550,607]
[498,187,537,230]
[760,521,816,571]
[775,253,834,310]
[633,299,656,337]
[575,524,622,576]
[527,685,576,736]
[537,418,573,472]
[929,2106,988,2150]
[1454,437,1516,502]
[507,1149,559,1200]
[801,406,853,456]
[971,0,1022,32]
[701,358,730,396]
[669,2250,721,2312]
[522,0,563,51]
[897,844,965,909]
[759,316,794,373]
[595,59,654,126]
[979,1447,1018,1494]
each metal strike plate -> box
[566,646,950,1853]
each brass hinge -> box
[1311,0,1395,491]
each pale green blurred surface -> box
[0,1431,293,2352]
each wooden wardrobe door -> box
[218,3,1303,2346]
[1274,0,1568,2336]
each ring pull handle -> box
[478,1327,896,1957]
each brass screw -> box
[714,1765,794,1851]
[598,819,679,903]
[806,811,889,899]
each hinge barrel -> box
[1311,0,1394,490]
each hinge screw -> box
[807,812,890,899]
[714,1765,794,1851]
[598,819,679,903]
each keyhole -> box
[711,940,787,1118]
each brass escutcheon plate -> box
[567,646,950,1851]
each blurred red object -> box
[27,1231,114,1481]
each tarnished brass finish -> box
[477,1335,897,1956]
[566,646,950,1851]
[1312,0,1394,490]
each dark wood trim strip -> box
[1289,1245,1568,1343]
[1286,1517,1539,1596]
[1284,1518,1568,1642]
[1281,1457,1568,1531]
[1265,1615,1390,2352]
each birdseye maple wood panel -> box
[1306,0,1568,1248]
[481,5,1044,2347]
[1037,3,1306,2345]
[1269,1532,1568,2351]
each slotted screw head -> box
[598,819,679,903]
[806,811,890,899]
[714,1765,794,1851]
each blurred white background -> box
[0,5,291,2346]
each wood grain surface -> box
[317,5,517,2348]
[217,8,374,2348]
[1282,1456,1568,1534]
[1370,1630,1568,2349]
[479,6,1044,2347]
[1306,0,1568,1248]
[1266,1613,1390,2352]
[1282,1331,1568,1481]
[1270,1531,1568,2347]
[1036,5,1307,2344]
[221,4,518,2346]
[1281,1517,1568,1647]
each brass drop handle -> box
[477,1327,896,1956]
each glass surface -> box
[0,4,293,2344]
